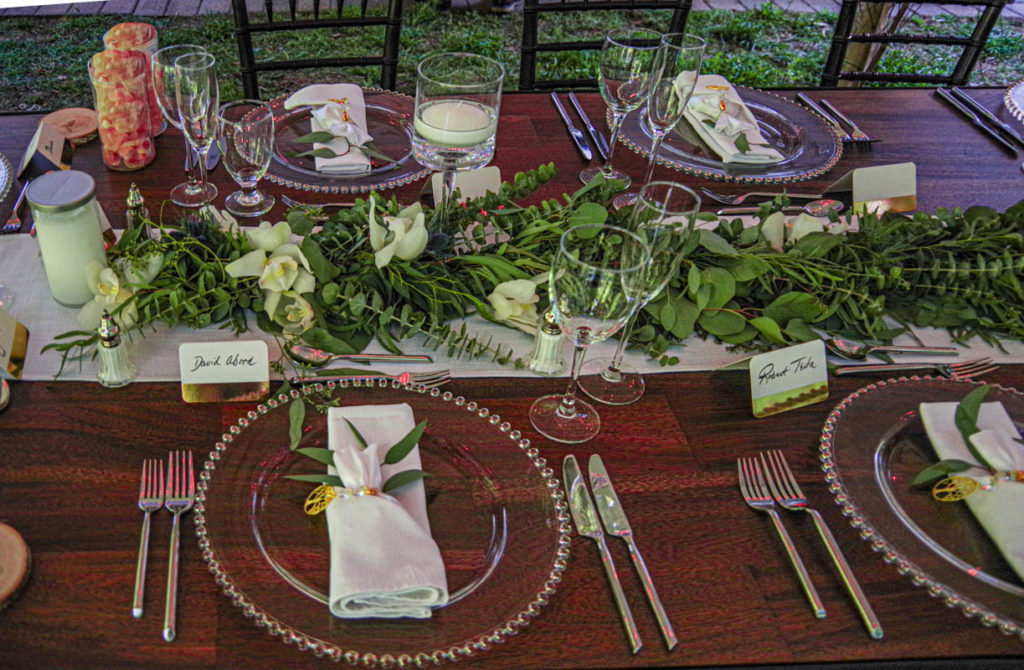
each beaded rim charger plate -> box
[195,379,570,666]
[1004,79,1024,123]
[819,376,1024,640]
[0,152,12,203]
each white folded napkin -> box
[683,74,785,165]
[324,403,448,618]
[919,400,1024,580]
[284,83,373,175]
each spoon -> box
[824,337,958,361]
[287,343,433,366]
[0,379,9,412]
[717,199,845,217]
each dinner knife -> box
[949,87,1024,150]
[568,92,610,161]
[563,454,642,654]
[550,93,593,161]
[935,88,1018,156]
[589,455,676,651]
[795,93,852,142]
[819,99,873,143]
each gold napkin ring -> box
[304,484,380,515]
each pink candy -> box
[90,49,156,171]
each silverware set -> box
[796,93,875,144]
[739,450,883,639]
[133,451,195,642]
[832,356,997,379]
[936,87,1024,159]
[563,454,675,654]
[551,92,611,162]
[289,368,452,389]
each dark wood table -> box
[2,89,1024,669]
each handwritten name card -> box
[749,340,828,418]
[178,340,269,403]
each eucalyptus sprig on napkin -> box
[287,130,398,168]
[912,385,996,488]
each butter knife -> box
[563,454,642,654]
[589,455,676,651]
[551,93,593,161]
[949,87,1024,150]
[935,88,1017,156]
[568,92,610,161]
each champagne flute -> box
[217,100,275,217]
[174,51,219,208]
[612,33,705,209]
[412,52,504,256]
[530,224,651,444]
[579,28,661,188]
[152,45,216,207]
[579,181,701,406]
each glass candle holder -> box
[89,49,157,171]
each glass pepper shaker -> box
[528,309,566,376]
[97,310,137,388]
[126,183,150,239]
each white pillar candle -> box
[414,99,496,148]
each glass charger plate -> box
[1004,79,1024,123]
[195,380,570,665]
[617,88,842,184]
[266,88,431,194]
[0,152,12,203]
[819,376,1024,638]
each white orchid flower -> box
[199,205,239,234]
[78,261,138,330]
[367,197,428,269]
[225,225,313,294]
[246,220,292,252]
[264,289,316,335]
[486,278,543,334]
[114,252,164,286]
[311,101,373,147]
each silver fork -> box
[163,450,195,643]
[760,450,883,639]
[819,99,873,143]
[700,187,824,206]
[737,457,825,618]
[281,193,356,210]
[2,180,29,234]
[132,459,163,618]
[833,357,997,379]
[291,369,452,389]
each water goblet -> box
[579,181,701,405]
[174,51,219,208]
[412,52,504,255]
[152,44,216,207]
[529,224,651,444]
[579,28,661,189]
[217,100,275,218]
[612,33,705,209]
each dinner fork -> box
[737,457,825,618]
[163,450,195,643]
[281,193,356,211]
[700,187,824,206]
[2,180,29,234]
[760,450,883,639]
[290,369,452,389]
[132,459,163,618]
[819,99,873,143]
[833,357,997,379]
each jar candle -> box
[413,99,497,147]
[27,171,108,307]
[102,22,163,136]
[89,49,157,171]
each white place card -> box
[826,162,917,215]
[431,166,501,205]
[178,340,269,403]
[0,310,29,380]
[749,340,829,418]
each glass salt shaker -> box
[97,310,137,388]
[528,309,566,376]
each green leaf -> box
[763,292,824,324]
[954,385,995,470]
[285,473,346,486]
[292,131,337,144]
[568,202,609,228]
[748,316,786,344]
[384,420,427,465]
[302,327,359,355]
[910,459,977,488]
[698,308,747,336]
[301,237,341,283]
[344,418,369,449]
[288,397,306,450]
[287,210,316,237]
[697,230,737,256]
[382,469,432,493]
[702,267,736,309]
[296,447,334,466]
[734,134,750,154]
[286,147,343,159]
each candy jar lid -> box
[26,170,96,213]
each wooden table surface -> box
[2,89,1024,669]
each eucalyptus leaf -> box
[748,316,786,344]
[344,418,369,449]
[302,237,341,283]
[293,131,337,144]
[288,397,306,450]
[286,147,344,159]
[698,307,747,336]
[910,459,977,488]
[382,469,432,493]
[698,230,738,256]
[285,473,346,486]
[954,385,995,470]
[296,447,335,466]
[384,420,427,465]
[568,202,609,228]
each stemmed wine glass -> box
[579,181,701,406]
[174,51,219,208]
[412,52,504,255]
[152,45,217,207]
[217,100,275,217]
[529,224,651,444]
[579,28,661,188]
[612,33,705,209]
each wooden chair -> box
[820,0,1010,86]
[231,0,404,99]
[518,0,694,91]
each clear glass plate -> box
[1004,79,1024,123]
[195,379,571,665]
[265,88,431,194]
[0,152,12,203]
[617,87,843,184]
[820,376,1024,638]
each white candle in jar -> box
[414,99,497,148]
[27,171,109,306]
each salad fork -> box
[2,180,29,234]
[833,357,997,379]
[737,456,825,618]
[701,187,824,206]
[281,193,356,211]
[290,369,452,389]
[132,459,163,618]
[760,450,883,639]
[163,450,195,643]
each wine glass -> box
[579,28,661,188]
[579,181,701,406]
[612,33,705,209]
[412,52,504,255]
[217,100,275,217]
[152,44,216,207]
[529,224,651,444]
[174,51,219,208]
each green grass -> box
[0,1,1021,113]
